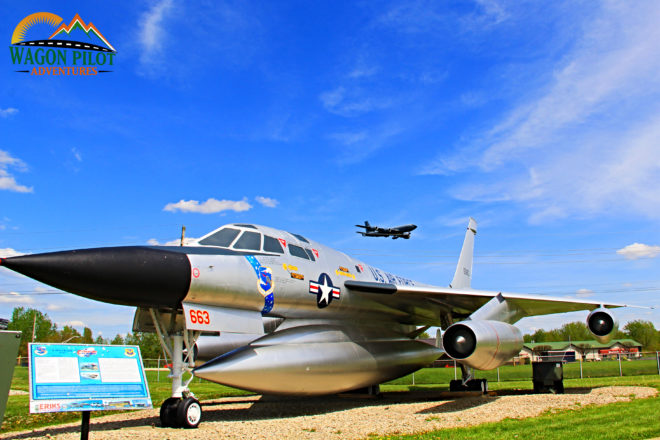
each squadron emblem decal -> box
[245,256,274,314]
[309,273,340,308]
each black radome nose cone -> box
[1,247,191,308]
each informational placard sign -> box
[28,343,152,413]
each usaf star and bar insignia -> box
[309,273,340,308]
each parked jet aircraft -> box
[0,218,624,428]
[356,221,417,239]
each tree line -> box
[7,307,162,359]
[523,320,660,351]
[6,306,660,358]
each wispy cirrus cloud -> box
[138,0,174,69]
[164,197,252,214]
[616,243,660,260]
[0,150,33,193]
[422,3,660,222]
[319,86,392,117]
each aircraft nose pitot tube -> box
[442,320,523,370]
[587,307,617,344]
[0,246,191,308]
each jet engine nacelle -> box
[194,325,442,395]
[442,320,523,370]
[193,333,263,366]
[587,307,617,344]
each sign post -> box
[28,343,152,437]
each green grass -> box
[1,367,251,433]
[386,359,660,386]
[378,376,660,440]
[3,365,660,436]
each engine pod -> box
[442,320,523,370]
[587,307,617,344]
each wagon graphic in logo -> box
[9,12,117,76]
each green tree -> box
[8,307,58,356]
[82,327,94,344]
[124,332,162,359]
[110,334,124,345]
[558,321,592,342]
[527,328,549,343]
[94,334,106,344]
[623,320,659,351]
[58,325,82,343]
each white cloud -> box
[61,320,85,328]
[422,3,660,221]
[0,248,23,258]
[0,150,32,193]
[71,148,82,162]
[147,237,197,246]
[616,243,660,260]
[164,197,252,214]
[138,0,174,66]
[255,196,278,208]
[576,288,594,298]
[0,108,18,117]
[0,291,34,304]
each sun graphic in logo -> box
[11,12,63,45]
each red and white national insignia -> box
[309,273,340,308]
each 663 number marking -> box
[189,309,210,325]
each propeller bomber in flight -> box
[0,219,624,428]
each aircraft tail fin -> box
[355,221,371,229]
[450,218,477,289]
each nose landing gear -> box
[148,309,203,428]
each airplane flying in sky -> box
[0,219,624,428]
[356,221,417,239]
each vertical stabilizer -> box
[450,218,477,289]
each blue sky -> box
[1,1,659,340]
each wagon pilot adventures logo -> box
[9,12,117,76]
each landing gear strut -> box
[449,364,488,393]
[150,309,202,428]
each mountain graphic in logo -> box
[11,12,116,53]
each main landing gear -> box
[449,364,489,393]
[149,309,202,428]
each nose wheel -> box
[160,397,202,428]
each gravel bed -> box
[1,386,655,440]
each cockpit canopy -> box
[197,224,316,260]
